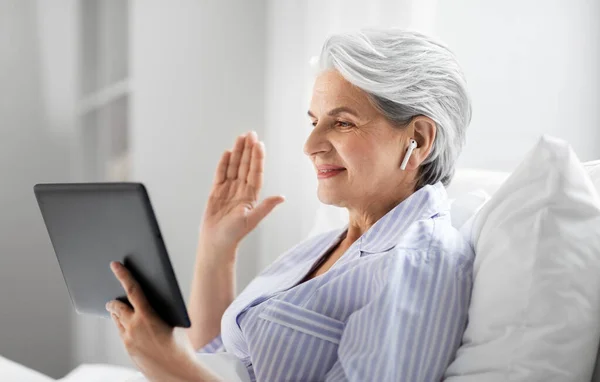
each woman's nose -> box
[303,126,329,157]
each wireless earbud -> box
[400,139,418,170]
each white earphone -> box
[400,139,418,170]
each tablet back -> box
[34,182,190,328]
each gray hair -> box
[311,28,472,188]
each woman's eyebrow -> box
[307,107,360,118]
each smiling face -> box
[305,70,416,211]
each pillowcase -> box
[444,136,600,381]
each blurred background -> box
[0,0,599,378]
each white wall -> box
[130,0,267,300]
[435,0,600,171]
[101,0,268,366]
[0,0,73,378]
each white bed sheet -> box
[0,352,250,382]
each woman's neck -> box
[344,193,411,244]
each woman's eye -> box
[335,121,354,128]
[309,120,354,129]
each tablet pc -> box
[33,182,191,328]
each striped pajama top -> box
[198,182,474,381]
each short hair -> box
[311,28,472,188]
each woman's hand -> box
[200,131,285,258]
[106,261,217,382]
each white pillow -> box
[446,168,510,199]
[585,160,600,381]
[449,189,489,230]
[444,136,600,381]
[585,160,600,191]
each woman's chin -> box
[316,187,344,206]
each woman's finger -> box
[247,195,285,230]
[213,150,231,186]
[111,312,126,334]
[238,132,257,182]
[110,262,152,314]
[106,300,134,325]
[247,141,265,190]
[226,135,246,180]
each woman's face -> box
[305,70,414,210]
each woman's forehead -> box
[313,70,360,96]
[310,71,375,116]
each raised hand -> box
[199,131,285,257]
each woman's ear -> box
[407,115,436,167]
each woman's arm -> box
[186,132,284,351]
[186,239,237,351]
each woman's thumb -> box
[247,196,285,229]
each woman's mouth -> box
[317,168,346,179]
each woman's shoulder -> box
[390,213,474,280]
[431,213,475,276]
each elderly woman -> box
[106,28,473,381]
